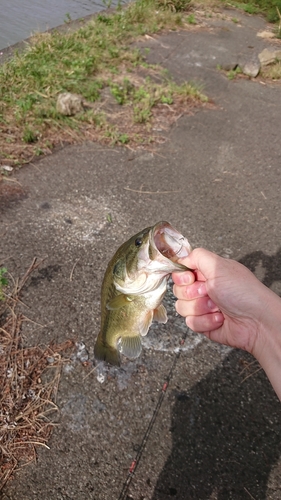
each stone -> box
[220,61,239,72]
[56,92,84,116]
[258,48,278,66]
[0,165,13,172]
[257,30,275,39]
[242,60,260,78]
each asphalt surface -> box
[1,7,281,500]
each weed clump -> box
[22,128,38,144]
[156,0,192,12]
[227,0,281,22]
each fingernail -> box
[214,313,224,323]
[198,283,207,296]
[207,298,216,310]
[178,273,192,285]
[184,274,192,285]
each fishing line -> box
[118,333,186,500]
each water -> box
[0,0,109,51]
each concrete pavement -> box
[1,7,281,500]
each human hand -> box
[172,248,281,400]
[172,248,270,356]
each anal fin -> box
[117,335,142,360]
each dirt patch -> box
[0,180,28,208]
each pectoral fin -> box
[117,335,142,359]
[139,307,166,336]
[153,304,168,324]
[106,294,133,310]
[139,310,153,336]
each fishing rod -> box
[118,334,186,500]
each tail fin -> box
[94,333,120,366]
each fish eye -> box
[135,237,142,247]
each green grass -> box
[0,0,208,164]
[3,0,280,165]
[227,66,242,79]
[0,268,8,301]
[225,0,281,21]
[227,1,260,14]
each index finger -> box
[172,270,196,286]
[177,248,221,281]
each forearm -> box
[253,287,281,401]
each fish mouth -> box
[152,221,192,270]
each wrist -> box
[252,286,281,400]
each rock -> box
[56,92,84,116]
[257,30,275,39]
[258,48,278,66]
[276,50,281,61]
[75,342,89,363]
[220,61,239,72]
[242,60,260,78]
[0,165,13,172]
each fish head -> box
[112,222,192,294]
[112,226,151,281]
[145,220,192,273]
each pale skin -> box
[172,248,281,401]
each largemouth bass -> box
[94,221,192,366]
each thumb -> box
[179,248,220,280]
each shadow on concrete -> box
[239,248,281,292]
[152,350,281,500]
